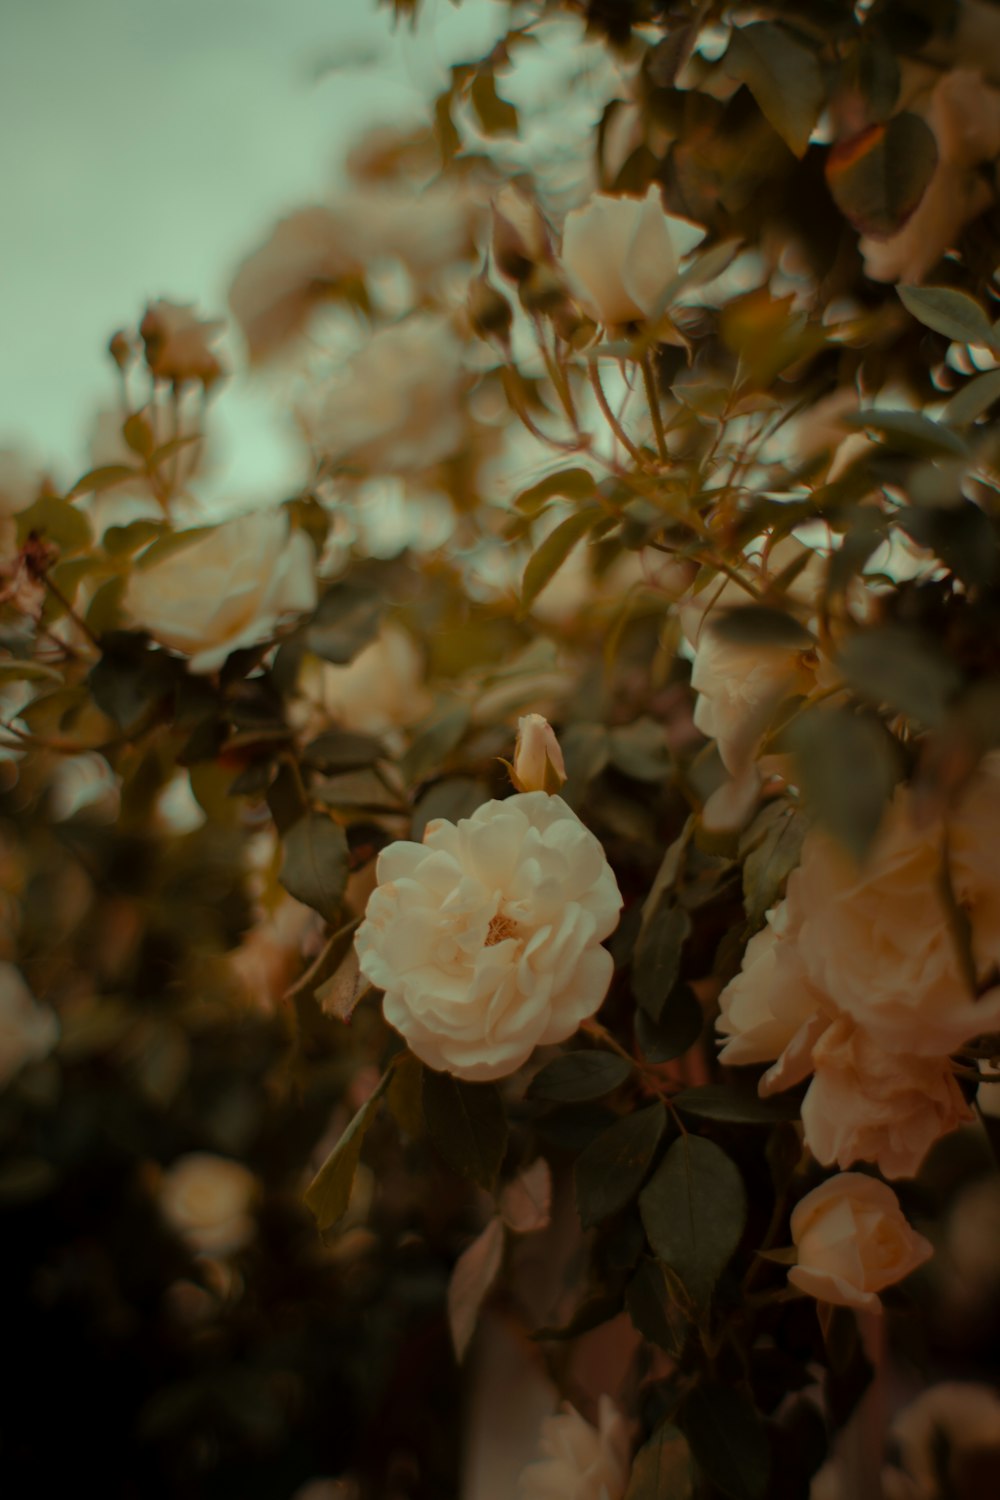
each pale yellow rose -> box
[0,964,58,1088]
[560,186,705,327]
[123,509,316,674]
[893,1382,1000,1497]
[512,714,567,795]
[518,1397,631,1500]
[355,793,622,1081]
[789,1173,933,1312]
[159,1152,257,1257]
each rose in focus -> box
[789,1173,933,1312]
[355,793,622,1081]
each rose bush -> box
[355,792,622,1081]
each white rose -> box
[560,186,705,327]
[293,624,431,738]
[159,1152,257,1256]
[893,1382,1000,1497]
[307,314,466,475]
[0,964,58,1088]
[355,792,622,1081]
[789,1173,933,1312]
[123,509,316,674]
[512,714,567,795]
[518,1398,631,1500]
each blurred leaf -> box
[624,1420,696,1500]
[122,411,155,458]
[575,1103,666,1229]
[740,800,805,926]
[102,520,164,556]
[522,505,604,610]
[842,408,967,457]
[17,495,92,556]
[527,1050,633,1102]
[386,1051,424,1139]
[560,722,611,802]
[514,467,596,515]
[898,500,997,587]
[304,1069,391,1231]
[0,659,63,684]
[608,718,672,781]
[941,368,1000,425]
[88,647,173,731]
[66,463,141,498]
[826,112,937,237]
[470,69,519,136]
[626,1260,690,1360]
[305,581,382,664]
[632,891,692,1022]
[411,776,488,841]
[278,812,349,921]
[302,730,386,773]
[679,1384,769,1500]
[725,22,824,157]
[709,606,814,649]
[672,1086,801,1123]
[315,946,369,1022]
[499,1158,552,1233]
[838,37,900,123]
[422,1071,508,1190]
[836,624,962,726]
[635,984,703,1062]
[399,705,470,785]
[639,1136,747,1309]
[790,708,902,863]
[899,285,997,347]
[448,1216,505,1362]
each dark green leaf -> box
[624,1421,696,1500]
[941,368,1000,425]
[826,112,937,238]
[528,1050,633,1103]
[709,606,814,649]
[725,22,824,157]
[898,285,996,347]
[522,505,603,610]
[411,777,488,841]
[790,708,901,863]
[626,1260,689,1359]
[399,705,470,785]
[559,722,611,803]
[898,500,997,587]
[679,1384,769,1500]
[422,1071,508,1190]
[514,467,596,515]
[635,984,703,1063]
[639,1136,747,1309]
[304,1069,392,1230]
[842,408,967,458]
[575,1103,666,1229]
[672,1085,801,1124]
[836,624,962,727]
[608,718,672,782]
[632,893,692,1022]
[302,730,386,773]
[278,812,349,921]
[740,800,805,927]
[305,582,382,664]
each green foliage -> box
[575,1104,666,1229]
[639,1136,747,1310]
[421,1070,508,1190]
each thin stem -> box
[587,362,647,466]
[640,352,669,464]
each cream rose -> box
[159,1152,257,1256]
[355,793,622,1081]
[789,1173,933,1312]
[560,185,705,327]
[292,624,431,739]
[518,1398,631,1500]
[512,714,567,795]
[0,964,58,1088]
[123,509,317,674]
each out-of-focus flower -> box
[861,70,1000,284]
[292,624,431,739]
[518,1397,631,1500]
[0,964,58,1088]
[512,714,567,794]
[123,508,316,674]
[159,1152,257,1256]
[229,895,321,1014]
[139,300,226,388]
[48,753,121,824]
[893,1382,1000,1497]
[355,793,622,1081]
[789,1173,933,1311]
[561,186,705,327]
[305,314,466,474]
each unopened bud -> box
[512,714,567,795]
[519,263,571,319]
[108,330,134,370]
[467,274,513,344]
[492,185,553,284]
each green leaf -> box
[740,800,805,927]
[898,285,997,348]
[514,467,596,515]
[626,1260,690,1359]
[17,495,92,556]
[278,812,349,921]
[102,520,164,556]
[725,22,825,157]
[679,1384,769,1500]
[672,1086,801,1124]
[521,505,604,610]
[790,708,901,863]
[624,1420,696,1500]
[301,730,386,773]
[842,408,967,458]
[66,463,141,498]
[411,776,488,841]
[575,1103,666,1229]
[399,705,470,786]
[941,368,1000,426]
[422,1070,508,1190]
[122,411,156,458]
[709,606,814,650]
[304,1069,392,1230]
[528,1050,633,1103]
[305,582,382,664]
[898,501,997,588]
[826,112,937,237]
[639,1136,747,1309]
[632,893,692,1022]
[470,69,519,137]
[635,985,703,1063]
[608,718,672,782]
[836,624,962,727]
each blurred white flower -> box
[356,792,622,1081]
[140,299,225,388]
[159,1152,257,1257]
[293,623,431,738]
[518,1397,631,1500]
[0,964,58,1088]
[561,186,705,327]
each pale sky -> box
[0,0,507,501]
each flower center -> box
[485,913,517,947]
